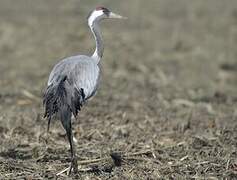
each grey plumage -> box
[43,7,125,174]
[47,55,100,103]
[44,56,100,128]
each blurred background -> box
[0,0,237,179]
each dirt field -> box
[0,0,237,179]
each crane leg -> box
[60,111,78,175]
[66,124,78,174]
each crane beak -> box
[109,12,127,19]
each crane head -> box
[88,6,127,27]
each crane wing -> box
[45,55,100,119]
[69,59,100,100]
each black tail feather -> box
[71,88,85,117]
[43,75,68,131]
[43,75,85,131]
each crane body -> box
[43,7,125,174]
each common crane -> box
[43,7,126,174]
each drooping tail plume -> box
[43,75,85,132]
[43,75,68,131]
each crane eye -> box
[102,8,110,16]
[95,6,110,16]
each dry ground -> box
[0,0,237,179]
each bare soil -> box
[0,0,237,179]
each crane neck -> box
[90,22,103,63]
